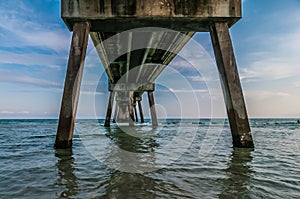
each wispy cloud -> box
[0,110,30,115]
[296,82,300,88]
[240,57,300,81]
[245,90,290,101]
[80,91,105,95]
[169,88,208,93]
[0,1,70,52]
[238,6,300,83]
[0,1,70,92]
[0,69,62,88]
[0,50,67,68]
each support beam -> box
[128,104,135,127]
[148,91,158,127]
[128,92,135,126]
[117,103,128,122]
[134,102,138,122]
[55,22,90,149]
[113,103,118,123]
[104,92,115,127]
[138,100,145,123]
[210,22,254,148]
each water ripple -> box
[0,119,300,198]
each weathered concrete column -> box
[148,91,158,127]
[210,22,254,148]
[113,103,118,123]
[128,92,135,126]
[104,92,115,127]
[134,101,138,122]
[138,100,145,123]
[55,22,90,149]
[128,105,134,127]
[116,103,127,122]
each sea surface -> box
[0,119,300,198]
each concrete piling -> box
[113,103,118,123]
[134,101,139,122]
[55,22,90,149]
[138,100,145,123]
[210,22,254,148]
[104,92,115,127]
[148,91,158,127]
[128,92,135,126]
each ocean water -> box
[0,119,299,198]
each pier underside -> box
[90,30,194,127]
[55,0,254,149]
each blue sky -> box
[0,0,300,119]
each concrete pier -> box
[210,22,254,148]
[148,91,158,127]
[129,92,135,126]
[112,103,118,123]
[138,100,145,123]
[57,0,254,148]
[104,92,115,127]
[55,22,90,149]
[134,102,139,122]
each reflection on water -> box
[2,119,297,198]
[103,126,159,173]
[220,148,254,199]
[100,126,158,198]
[55,148,79,198]
[54,125,186,198]
[106,126,159,153]
[100,172,156,199]
[52,120,300,199]
[100,125,187,198]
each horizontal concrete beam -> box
[62,0,241,32]
[109,82,154,91]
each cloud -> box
[244,90,290,101]
[0,2,72,91]
[240,58,300,81]
[0,110,30,114]
[0,110,14,114]
[0,50,67,68]
[80,91,105,95]
[240,68,261,82]
[0,69,62,88]
[167,88,208,93]
[0,1,70,52]
[239,30,300,82]
[237,3,300,83]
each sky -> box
[0,0,300,119]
